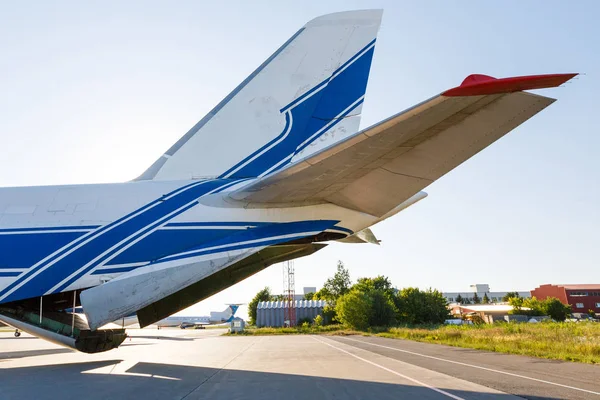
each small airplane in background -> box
[114,304,242,329]
[155,304,242,329]
[0,9,576,353]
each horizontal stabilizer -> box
[230,73,576,217]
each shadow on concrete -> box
[0,348,73,360]
[0,360,563,400]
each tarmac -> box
[0,328,598,400]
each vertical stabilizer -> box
[137,10,382,181]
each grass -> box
[225,324,347,336]
[373,322,600,364]
[229,322,600,364]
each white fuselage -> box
[0,178,376,306]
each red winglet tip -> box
[460,74,497,86]
[442,73,578,97]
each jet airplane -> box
[0,10,576,352]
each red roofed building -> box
[531,284,600,313]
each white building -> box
[303,287,317,295]
[277,287,318,301]
[443,284,530,304]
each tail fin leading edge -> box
[137,10,382,181]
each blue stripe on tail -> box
[221,41,376,179]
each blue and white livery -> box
[0,9,575,352]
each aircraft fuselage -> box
[0,178,374,306]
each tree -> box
[502,291,520,302]
[522,297,545,316]
[335,276,397,328]
[396,287,450,324]
[472,292,480,304]
[522,296,546,317]
[322,261,351,301]
[248,287,273,325]
[321,304,337,324]
[542,297,571,321]
[368,289,397,326]
[312,261,352,323]
[455,294,463,304]
[353,276,397,310]
[335,289,371,330]
[303,292,315,300]
[313,286,332,301]
[508,296,525,314]
[482,293,490,304]
[353,276,395,297]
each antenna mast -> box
[282,260,296,327]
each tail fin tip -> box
[304,9,383,28]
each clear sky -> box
[1,1,598,320]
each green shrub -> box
[336,289,371,330]
[313,314,323,326]
[542,298,571,321]
[510,296,572,321]
[248,287,273,325]
[321,304,337,324]
[368,289,397,326]
[335,287,397,330]
[395,287,450,324]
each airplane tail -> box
[217,304,241,323]
[226,304,240,321]
[228,304,240,316]
[137,10,382,181]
